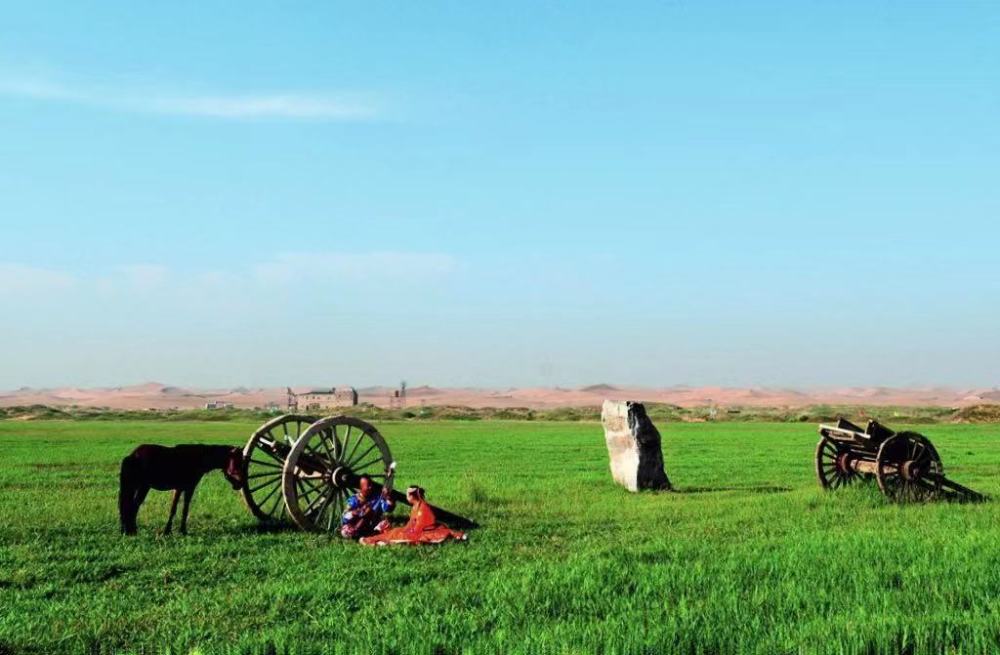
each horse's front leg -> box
[164,489,181,534]
[179,484,197,535]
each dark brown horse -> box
[119,444,244,535]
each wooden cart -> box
[240,414,474,532]
[816,418,983,502]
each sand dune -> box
[2,382,1000,410]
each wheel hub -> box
[330,466,353,487]
[900,460,922,481]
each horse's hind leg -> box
[164,489,181,535]
[179,486,196,535]
[134,484,150,507]
[127,483,150,534]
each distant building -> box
[204,401,234,410]
[296,387,358,410]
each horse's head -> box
[223,447,245,490]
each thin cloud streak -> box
[0,75,380,120]
[0,251,457,297]
[254,252,458,285]
[0,263,76,294]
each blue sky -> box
[1,2,998,389]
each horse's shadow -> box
[238,521,302,535]
[674,485,793,495]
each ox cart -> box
[240,414,475,532]
[816,418,984,502]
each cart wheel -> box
[241,414,317,523]
[281,416,395,533]
[876,432,943,502]
[815,436,859,489]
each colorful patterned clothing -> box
[340,493,393,539]
[359,500,467,546]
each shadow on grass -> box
[239,521,302,534]
[674,485,793,495]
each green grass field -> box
[2,419,1000,654]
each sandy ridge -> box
[2,382,999,410]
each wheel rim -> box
[241,414,317,523]
[876,432,943,502]
[815,437,859,489]
[281,416,395,532]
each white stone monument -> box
[601,400,672,492]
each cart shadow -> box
[674,485,793,495]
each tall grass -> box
[1,420,999,653]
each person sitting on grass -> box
[340,475,394,539]
[359,486,467,546]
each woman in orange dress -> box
[359,486,467,546]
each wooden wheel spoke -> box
[325,489,343,517]
[329,491,348,528]
[297,487,322,509]
[302,440,332,467]
[247,470,281,481]
[299,477,324,495]
[352,456,384,473]
[265,486,285,516]
[326,495,339,531]
[260,444,286,463]
[340,427,354,463]
[256,479,283,509]
[881,470,901,483]
[318,428,336,463]
[345,430,367,467]
[249,477,281,494]
[249,457,282,469]
[303,486,333,516]
[330,424,343,460]
[347,443,378,469]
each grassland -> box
[2,419,1000,654]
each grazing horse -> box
[119,444,244,535]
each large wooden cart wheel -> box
[876,432,943,502]
[281,416,395,533]
[815,436,860,489]
[241,414,317,523]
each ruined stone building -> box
[296,387,359,410]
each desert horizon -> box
[4,380,1000,410]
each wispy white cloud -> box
[0,263,76,294]
[146,94,375,119]
[115,264,169,291]
[0,75,380,121]
[1,252,455,298]
[254,251,458,285]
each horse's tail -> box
[119,455,140,535]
